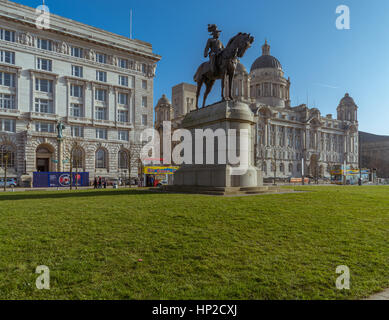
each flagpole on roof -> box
[130,10,133,39]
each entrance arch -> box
[36,144,55,172]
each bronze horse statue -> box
[194,32,254,109]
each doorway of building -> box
[36,145,54,172]
[36,158,50,172]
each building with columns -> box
[156,40,359,180]
[0,0,160,184]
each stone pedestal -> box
[170,100,264,194]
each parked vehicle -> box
[0,178,17,188]
[157,179,168,187]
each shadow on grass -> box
[0,189,162,201]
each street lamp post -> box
[301,157,305,185]
[343,158,347,185]
[3,153,8,192]
[273,150,277,186]
[358,132,362,186]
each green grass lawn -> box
[0,186,388,300]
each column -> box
[114,88,118,126]
[91,84,95,123]
[66,81,70,117]
[30,71,35,112]
[264,121,268,147]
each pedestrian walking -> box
[93,177,98,189]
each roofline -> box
[0,0,161,62]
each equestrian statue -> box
[194,24,254,109]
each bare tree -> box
[0,136,12,192]
[68,139,83,190]
[271,149,277,185]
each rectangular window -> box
[70,103,83,117]
[118,93,128,105]
[96,128,107,139]
[35,79,53,93]
[118,58,128,69]
[35,122,54,133]
[96,70,107,82]
[95,107,106,120]
[117,110,128,122]
[71,47,83,58]
[71,126,84,137]
[141,63,147,73]
[142,80,147,90]
[96,53,107,64]
[142,114,147,126]
[0,119,16,133]
[70,84,83,98]
[72,65,83,78]
[95,89,107,102]
[0,50,15,64]
[0,29,16,42]
[37,38,53,51]
[119,75,128,87]
[118,130,129,141]
[37,58,52,71]
[0,94,15,109]
[142,96,147,108]
[35,98,53,114]
[0,72,15,87]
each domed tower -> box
[155,94,174,160]
[155,94,173,131]
[337,93,358,122]
[249,40,290,108]
[231,60,250,101]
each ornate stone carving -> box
[59,41,69,54]
[147,64,157,78]
[18,32,34,46]
[112,56,118,67]
[26,121,32,132]
[85,49,96,61]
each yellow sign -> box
[144,166,179,175]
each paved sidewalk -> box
[0,186,140,192]
[366,288,389,300]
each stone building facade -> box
[360,132,389,178]
[156,41,359,180]
[0,0,160,184]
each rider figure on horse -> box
[204,24,224,73]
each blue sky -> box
[12,0,389,135]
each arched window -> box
[280,163,284,173]
[262,162,267,173]
[95,148,107,169]
[72,147,83,169]
[288,163,293,173]
[118,150,128,169]
[0,144,15,168]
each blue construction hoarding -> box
[33,172,89,188]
